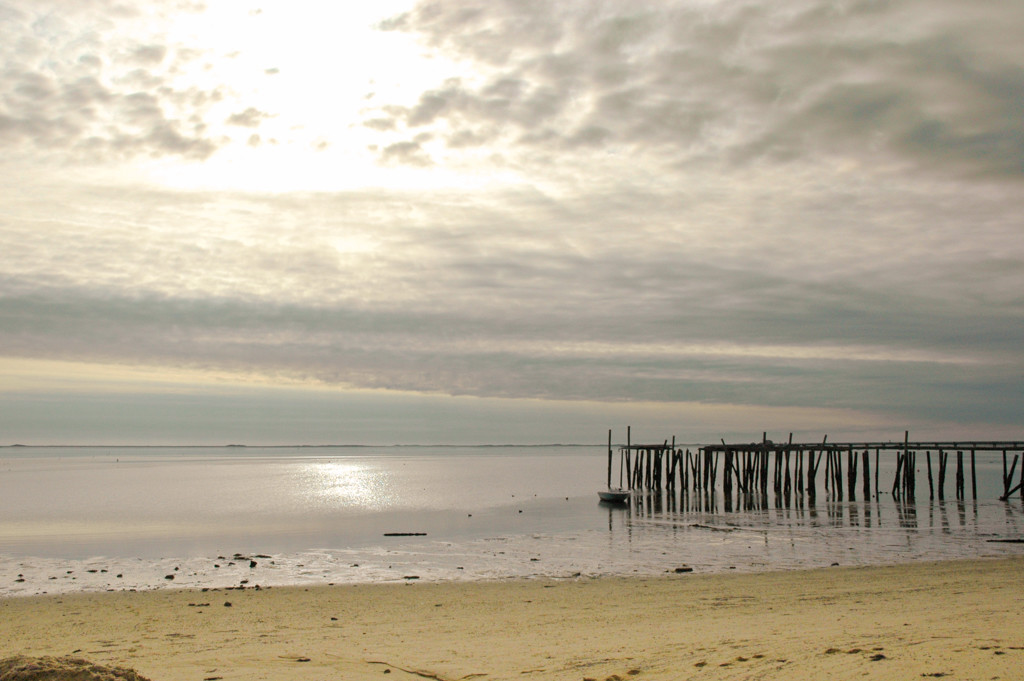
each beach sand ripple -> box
[2,558,1022,681]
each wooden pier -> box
[606,428,1024,509]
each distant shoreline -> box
[1,442,606,449]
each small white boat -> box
[598,488,630,503]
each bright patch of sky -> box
[1,0,1022,444]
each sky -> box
[1,0,1022,445]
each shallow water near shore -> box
[2,445,1023,596]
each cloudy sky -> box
[1,0,1022,445]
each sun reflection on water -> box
[302,461,394,512]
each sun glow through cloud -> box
[1,0,1023,444]
[131,0,507,194]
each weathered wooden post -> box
[711,450,719,494]
[668,437,676,490]
[862,449,871,499]
[892,453,904,499]
[682,449,691,493]
[824,447,831,496]
[691,449,700,493]
[938,450,947,500]
[1005,454,1019,500]
[908,451,916,500]
[808,449,821,502]
[784,435,792,499]
[1002,449,1008,496]
[971,449,977,500]
[956,450,965,500]
[796,448,804,496]
[723,448,733,498]
[645,447,652,489]
[847,445,857,501]
[902,431,910,499]
[677,448,683,493]
[926,451,934,499]
[874,448,880,497]
[835,449,843,501]
[703,448,712,492]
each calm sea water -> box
[1,445,1023,596]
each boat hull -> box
[598,489,630,503]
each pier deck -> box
[606,429,1024,508]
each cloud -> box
[368,0,1024,181]
[378,138,434,166]
[1,180,1022,429]
[226,107,272,128]
[130,44,168,65]
[0,274,1018,427]
[1,1,1022,440]
[0,1,230,161]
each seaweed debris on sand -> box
[0,656,152,681]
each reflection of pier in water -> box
[606,428,1024,507]
[599,487,1024,576]
[604,488,983,530]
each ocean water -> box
[1,445,1023,596]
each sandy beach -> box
[2,557,1022,681]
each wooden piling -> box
[956,451,964,500]
[897,450,905,499]
[682,449,690,492]
[611,432,1024,509]
[669,437,677,490]
[824,448,831,496]
[1002,450,1008,496]
[847,445,857,501]
[1006,455,1019,499]
[926,451,934,499]
[970,449,977,500]
[862,449,870,499]
[796,448,804,496]
[874,448,880,497]
[938,450,947,500]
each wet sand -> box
[2,557,1023,681]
